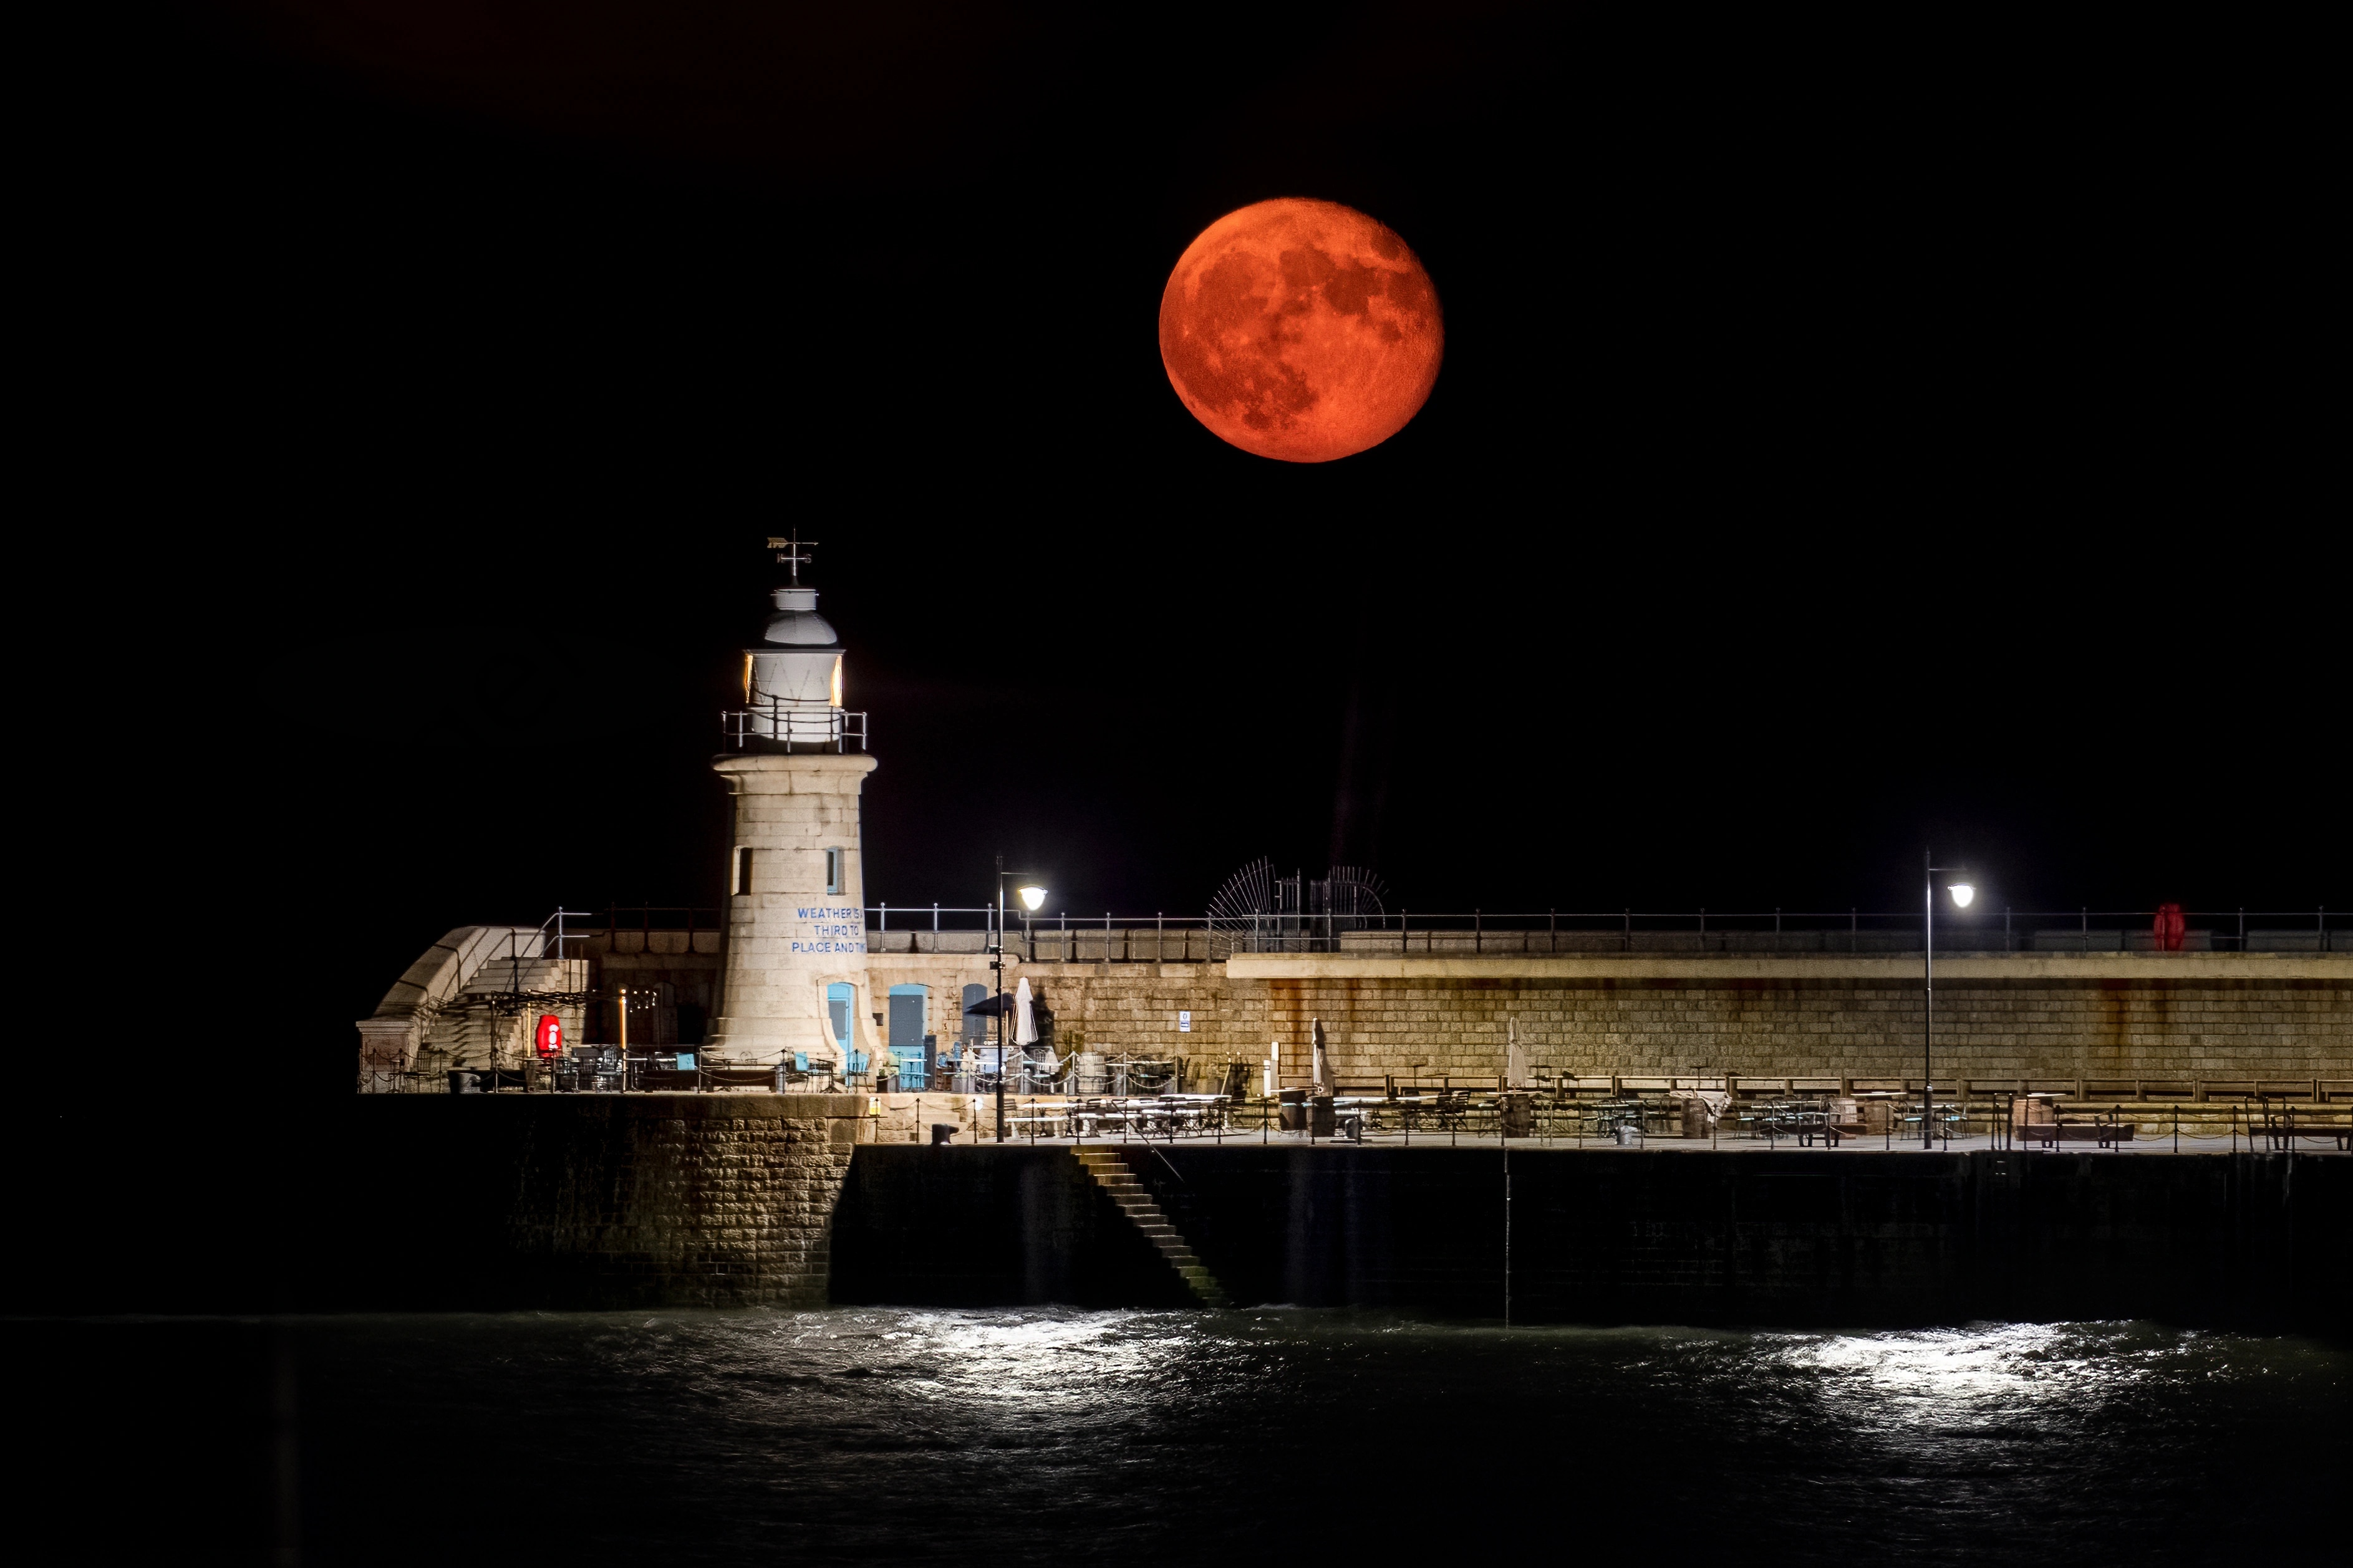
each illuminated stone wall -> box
[706,752,879,1067]
[345,1094,874,1308]
[995,954,2351,1091]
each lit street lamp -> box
[989,855,1048,1141]
[1923,850,1977,1148]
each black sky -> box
[64,5,2346,1080]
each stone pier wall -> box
[995,953,2351,1087]
[834,1144,2353,1330]
[337,1094,873,1308]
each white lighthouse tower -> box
[703,535,877,1068]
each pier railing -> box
[529,905,2341,959]
[849,906,2344,960]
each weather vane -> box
[766,532,818,585]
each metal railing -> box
[720,700,867,751]
[952,1081,2353,1152]
[846,906,2342,959]
[458,910,596,1006]
[533,900,2338,958]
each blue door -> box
[826,983,854,1062]
[888,984,929,1087]
[961,982,990,1073]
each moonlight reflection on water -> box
[41,1310,2347,1564]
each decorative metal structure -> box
[1207,857,1389,955]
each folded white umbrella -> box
[1014,977,1038,1047]
[1506,1016,1529,1088]
[1311,1016,1334,1095]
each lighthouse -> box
[703,536,877,1068]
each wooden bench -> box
[704,1067,783,1090]
[2258,1107,2353,1152]
[2018,1121,2136,1148]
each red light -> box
[535,1014,563,1055]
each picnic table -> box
[1055,1094,1231,1141]
[1751,1099,1846,1147]
[2009,1096,2134,1148]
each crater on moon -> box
[1158,198,1444,463]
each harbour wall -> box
[515,943,2347,1090]
[937,953,2351,1087]
[835,1144,2353,1331]
[37,1097,2344,1329]
[317,1094,874,1309]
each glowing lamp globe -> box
[1018,885,1048,913]
[1949,883,1976,908]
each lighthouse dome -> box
[762,586,838,646]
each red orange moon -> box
[1158,198,1443,463]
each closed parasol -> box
[1014,977,1038,1048]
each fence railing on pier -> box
[849,906,2344,960]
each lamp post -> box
[1923,850,1977,1148]
[990,853,1048,1141]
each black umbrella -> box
[965,993,1053,1023]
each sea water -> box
[24,1310,2349,1563]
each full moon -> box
[1158,198,1443,463]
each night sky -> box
[104,5,2342,1089]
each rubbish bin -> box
[1278,1088,1307,1130]
[1309,1095,1336,1137]
[1499,1093,1534,1138]
[930,1123,958,1146]
[447,1070,480,1095]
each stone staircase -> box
[463,957,589,996]
[1072,1148,1228,1307]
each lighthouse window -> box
[732,847,753,897]
[824,847,844,896]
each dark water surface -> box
[22,1311,2348,1564]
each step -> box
[1070,1148,1226,1307]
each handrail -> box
[853,907,2327,923]
[525,905,2342,949]
[839,907,2337,955]
[720,698,868,752]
